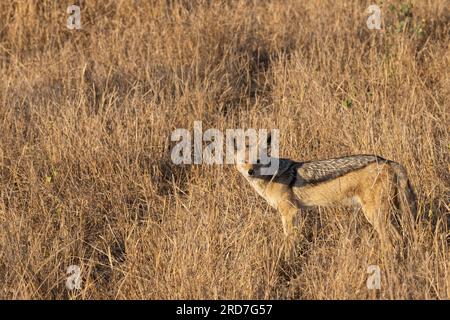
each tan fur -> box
[235,142,417,256]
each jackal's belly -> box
[296,192,360,208]
[293,183,360,208]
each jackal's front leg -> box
[278,200,300,260]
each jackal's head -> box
[232,132,277,178]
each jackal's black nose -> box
[248,168,254,176]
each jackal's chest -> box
[247,179,279,209]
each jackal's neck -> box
[247,176,272,200]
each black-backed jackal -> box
[234,134,417,255]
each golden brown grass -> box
[0,0,448,299]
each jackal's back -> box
[298,155,386,183]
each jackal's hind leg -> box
[360,189,401,255]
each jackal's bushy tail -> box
[390,162,417,236]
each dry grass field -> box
[0,0,448,299]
